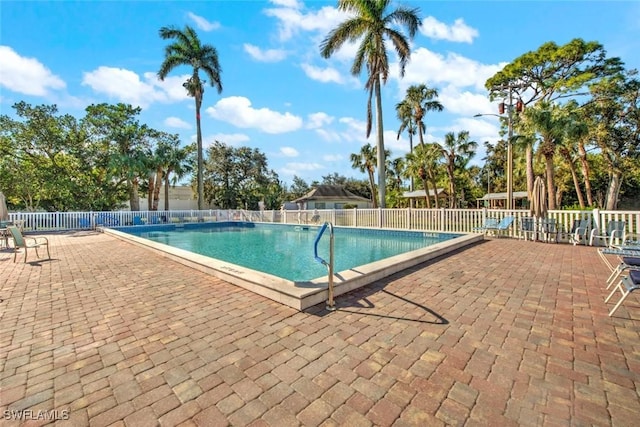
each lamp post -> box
[475,82,526,210]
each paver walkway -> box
[1,231,639,426]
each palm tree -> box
[320,0,421,208]
[405,142,442,208]
[157,25,222,210]
[404,84,443,146]
[350,143,379,208]
[521,101,566,210]
[155,134,195,211]
[396,99,416,202]
[437,131,478,208]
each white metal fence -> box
[7,208,640,244]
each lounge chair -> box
[480,216,515,237]
[598,247,640,272]
[590,220,626,247]
[519,217,536,241]
[6,224,50,263]
[473,218,499,232]
[309,214,321,224]
[569,219,590,246]
[133,216,145,225]
[605,256,640,290]
[605,269,640,316]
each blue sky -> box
[2,0,639,187]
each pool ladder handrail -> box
[313,222,335,311]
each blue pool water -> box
[118,222,461,281]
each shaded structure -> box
[476,191,528,209]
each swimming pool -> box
[117,222,462,281]
[105,222,482,310]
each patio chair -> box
[605,269,640,316]
[309,214,321,224]
[6,224,50,263]
[569,219,590,246]
[540,218,559,243]
[519,217,536,241]
[590,220,626,247]
[133,216,145,225]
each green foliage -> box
[202,141,281,209]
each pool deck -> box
[1,231,639,426]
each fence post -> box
[592,208,600,233]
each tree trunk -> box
[561,148,585,208]
[147,173,154,211]
[129,178,140,211]
[152,168,163,211]
[164,169,172,211]
[447,162,455,208]
[374,77,386,208]
[421,176,431,208]
[605,170,622,210]
[429,171,439,209]
[367,168,378,208]
[545,154,556,210]
[526,142,534,200]
[577,140,594,207]
[195,93,204,211]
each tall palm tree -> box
[321,0,421,208]
[158,25,222,210]
[350,143,379,208]
[404,84,443,146]
[437,131,478,208]
[521,101,566,210]
[396,99,416,202]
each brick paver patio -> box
[1,231,639,426]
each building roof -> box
[476,191,528,201]
[402,188,447,198]
[293,185,371,202]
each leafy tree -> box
[436,131,477,208]
[320,0,421,208]
[288,176,311,200]
[487,38,623,201]
[203,141,279,209]
[148,132,194,211]
[158,24,222,210]
[586,70,640,209]
[84,103,151,211]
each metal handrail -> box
[313,222,335,310]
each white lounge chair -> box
[606,269,640,316]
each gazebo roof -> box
[293,185,371,202]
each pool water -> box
[119,222,461,281]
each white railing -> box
[7,208,640,243]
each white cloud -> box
[82,67,192,108]
[0,46,66,96]
[399,47,506,92]
[280,162,324,176]
[243,44,288,62]
[420,16,479,43]
[314,128,341,142]
[187,12,220,31]
[203,133,250,147]
[307,112,334,129]
[438,85,497,117]
[164,117,191,129]
[264,2,348,41]
[301,63,343,84]
[205,96,303,134]
[323,154,342,162]
[280,146,299,157]
[270,0,301,8]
